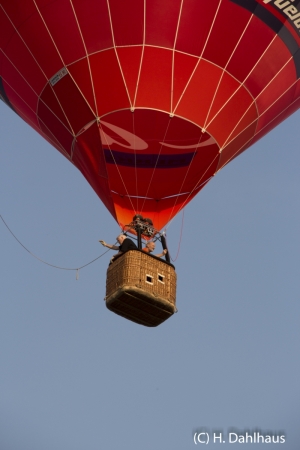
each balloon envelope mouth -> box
[92,108,220,229]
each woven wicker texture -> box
[105,250,177,326]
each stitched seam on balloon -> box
[220,55,294,150]
[98,107,221,149]
[111,191,191,200]
[36,1,98,120]
[166,132,207,226]
[32,0,65,65]
[202,14,254,132]
[165,154,220,230]
[171,0,185,113]
[68,0,99,117]
[215,79,300,173]
[204,35,278,131]
[3,92,70,158]
[70,119,99,160]
[140,117,172,215]
[133,0,146,109]
[0,74,73,158]
[0,53,78,141]
[219,77,299,158]
[253,90,300,136]
[99,121,137,215]
[0,4,75,136]
[133,0,146,212]
[215,91,299,171]
[64,45,263,108]
[106,0,133,109]
[131,107,139,212]
[31,1,77,135]
[171,0,223,115]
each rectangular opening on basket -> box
[146,274,153,284]
[158,273,165,284]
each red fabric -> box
[1,0,299,229]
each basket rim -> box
[111,249,176,269]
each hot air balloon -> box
[1,0,299,325]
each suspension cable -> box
[0,214,110,277]
[167,209,184,262]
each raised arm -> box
[99,240,119,250]
[155,249,168,258]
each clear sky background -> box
[0,99,299,450]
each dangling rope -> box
[167,209,184,262]
[0,214,110,278]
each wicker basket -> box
[105,250,177,327]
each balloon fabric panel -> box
[202,0,252,68]
[134,47,173,112]
[35,0,86,65]
[109,0,144,46]
[175,0,221,56]
[145,0,183,47]
[1,61,38,123]
[0,0,299,230]
[89,50,130,116]
[115,46,144,105]
[71,0,113,53]
[67,59,98,115]
[10,10,63,79]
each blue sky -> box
[0,100,299,449]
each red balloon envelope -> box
[1,0,299,230]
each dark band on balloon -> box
[104,149,196,169]
[0,77,16,112]
[230,0,300,78]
